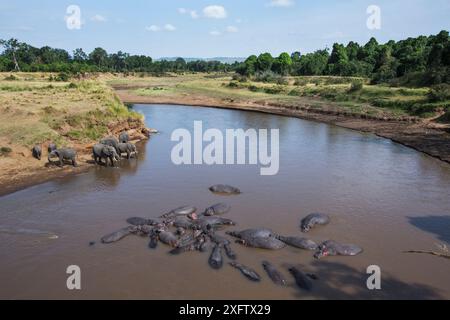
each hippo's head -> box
[314,244,336,259]
[301,223,311,233]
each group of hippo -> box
[98,184,363,291]
[31,131,138,168]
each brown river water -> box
[1,104,450,300]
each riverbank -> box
[0,73,151,196]
[111,73,450,165]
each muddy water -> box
[1,104,450,300]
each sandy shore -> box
[117,89,450,165]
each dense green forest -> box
[1,30,449,86]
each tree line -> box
[237,30,450,86]
[1,30,449,86]
[0,39,238,74]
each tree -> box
[256,53,274,72]
[327,43,349,75]
[89,47,109,67]
[0,38,21,71]
[272,52,292,75]
[73,48,88,62]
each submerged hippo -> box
[262,261,287,286]
[314,240,363,259]
[229,262,261,282]
[209,185,241,195]
[203,203,231,216]
[277,236,318,251]
[172,216,195,229]
[101,226,136,244]
[288,267,316,291]
[161,206,197,219]
[227,229,285,250]
[148,229,159,249]
[300,213,330,232]
[196,216,236,230]
[208,244,223,269]
[157,230,179,247]
[127,217,153,226]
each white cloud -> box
[203,5,227,19]
[226,26,239,33]
[190,11,199,19]
[91,14,107,22]
[146,25,161,32]
[268,0,295,7]
[209,30,222,36]
[178,8,199,19]
[164,24,176,31]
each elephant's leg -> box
[127,151,131,159]
[59,155,64,167]
[72,158,77,167]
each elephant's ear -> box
[102,147,112,157]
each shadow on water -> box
[408,215,450,244]
[288,261,442,300]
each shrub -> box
[54,72,70,82]
[348,80,364,93]
[4,74,18,81]
[428,84,450,102]
[0,147,12,156]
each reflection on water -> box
[0,104,450,299]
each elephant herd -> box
[31,131,138,168]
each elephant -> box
[32,145,42,160]
[119,132,130,143]
[48,148,77,167]
[93,144,120,167]
[47,143,57,154]
[117,142,138,159]
[100,137,120,153]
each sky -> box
[0,0,449,58]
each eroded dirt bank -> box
[116,90,450,165]
[0,119,151,197]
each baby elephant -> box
[32,145,42,160]
[48,148,77,167]
[118,142,138,159]
[47,143,57,154]
[119,131,130,144]
[100,137,120,154]
[93,144,120,167]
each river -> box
[0,104,449,299]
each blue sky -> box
[1,0,449,58]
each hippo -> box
[148,229,159,249]
[209,185,241,195]
[161,206,197,219]
[229,262,261,282]
[157,230,179,247]
[277,236,318,251]
[172,216,195,229]
[118,142,138,159]
[32,145,42,160]
[314,240,363,259]
[196,216,236,230]
[101,226,136,244]
[47,143,57,154]
[227,228,277,240]
[300,213,330,232]
[208,244,223,269]
[48,148,77,167]
[119,131,130,144]
[227,229,285,250]
[288,267,315,291]
[200,238,214,253]
[100,137,120,154]
[126,217,153,226]
[203,203,231,216]
[262,261,287,286]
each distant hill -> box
[156,57,246,64]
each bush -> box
[428,84,450,102]
[54,72,70,82]
[348,80,364,93]
[0,147,12,156]
[4,74,18,81]
[254,70,284,83]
